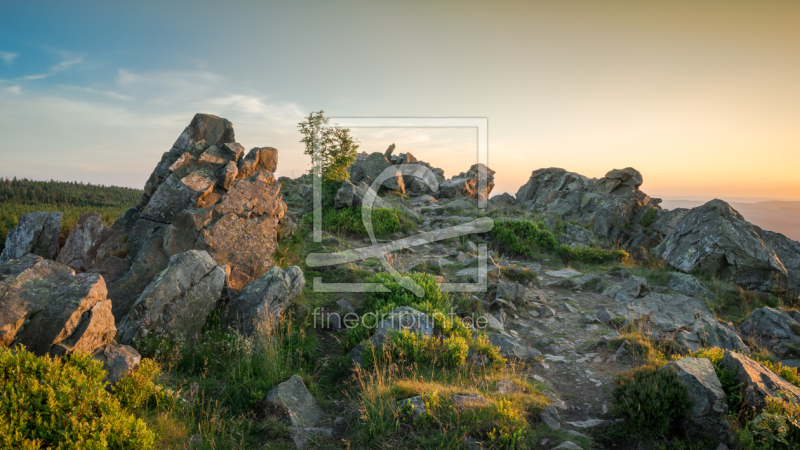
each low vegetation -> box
[0,347,158,449]
[489,219,629,264]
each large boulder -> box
[0,254,116,356]
[75,114,287,319]
[439,164,495,201]
[223,265,305,331]
[659,357,732,444]
[117,250,227,344]
[721,351,800,410]
[0,211,62,263]
[655,200,788,294]
[56,213,111,271]
[739,307,800,359]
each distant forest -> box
[0,178,143,252]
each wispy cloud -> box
[18,58,83,81]
[0,52,18,64]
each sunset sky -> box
[1,1,798,201]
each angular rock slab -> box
[488,334,541,360]
[117,250,226,344]
[722,350,800,410]
[0,254,116,356]
[266,375,324,428]
[0,211,62,264]
[56,213,110,271]
[223,265,305,331]
[621,293,749,353]
[660,357,731,443]
[739,307,800,359]
[93,343,142,386]
[655,199,788,294]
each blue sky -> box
[1,1,799,200]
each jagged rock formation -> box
[0,254,115,356]
[0,212,62,264]
[64,114,287,319]
[117,250,227,344]
[345,149,492,201]
[439,163,495,201]
[515,167,671,254]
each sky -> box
[1,1,799,201]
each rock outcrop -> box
[0,254,115,356]
[65,114,287,319]
[222,265,305,331]
[117,250,227,344]
[0,211,62,264]
[439,163,495,201]
[514,167,663,253]
[655,199,789,295]
[56,213,110,271]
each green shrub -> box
[556,244,629,264]
[640,207,657,227]
[0,347,155,449]
[369,330,470,369]
[305,206,414,238]
[349,272,506,367]
[114,359,170,410]
[490,219,628,264]
[489,220,558,257]
[611,365,692,438]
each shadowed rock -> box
[93,344,141,386]
[117,250,226,344]
[56,213,111,271]
[739,307,800,359]
[223,265,305,331]
[0,211,62,263]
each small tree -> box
[298,111,359,182]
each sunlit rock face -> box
[67,113,287,320]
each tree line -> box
[0,178,143,253]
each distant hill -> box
[0,178,143,252]
[661,199,800,242]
